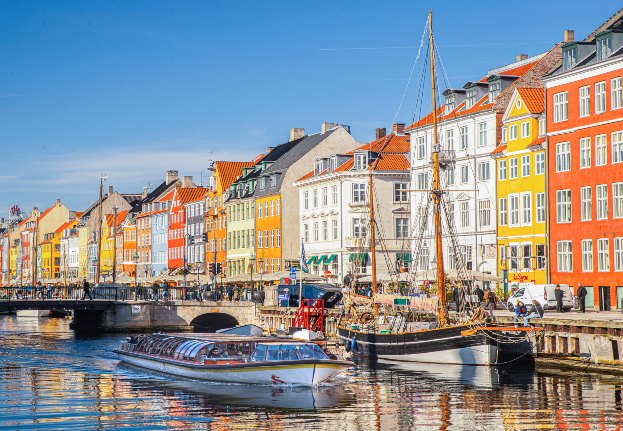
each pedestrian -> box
[82,279,93,300]
[474,285,484,303]
[343,272,352,288]
[46,283,52,300]
[227,285,234,301]
[513,301,528,327]
[453,286,461,311]
[485,288,496,320]
[577,284,587,313]
[151,282,159,301]
[524,300,545,326]
[555,284,564,312]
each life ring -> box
[359,312,373,324]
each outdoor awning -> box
[396,252,412,263]
[315,255,328,265]
[349,253,368,264]
[325,254,337,264]
[306,256,317,265]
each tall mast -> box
[428,11,448,326]
[95,174,106,285]
[368,158,378,321]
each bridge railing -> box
[0,285,266,304]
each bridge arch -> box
[190,312,239,333]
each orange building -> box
[205,161,254,277]
[121,217,137,278]
[254,195,282,274]
[545,17,623,309]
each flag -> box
[301,239,309,273]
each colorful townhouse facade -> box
[151,191,173,277]
[492,87,548,288]
[184,189,208,272]
[295,127,410,282]
[545,15,623,309]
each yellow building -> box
[9,245,18,280]
[78,225,89,279]
[99,214,115,279]
[493,87,548,288]
[40,237,53,281]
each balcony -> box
[432,150,456,168]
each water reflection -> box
[1,315,623,430]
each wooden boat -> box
[114,333,351,386]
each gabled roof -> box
[214,161,256,191]
[105,210,129,228]
[54,220,76,234]
[178,187,209,205]
[528,136,546,148]
[516,87,545,114]
[490,145,507,156]
[158,190,175,203]
[38,204,55,222]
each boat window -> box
[188,342,212,359]
[266,344,300,361]
[180,341,203,360]
[251,344,268,362]
[296,344,329,360]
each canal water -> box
[0,316,621,431]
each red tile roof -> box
[158,190,175,203]
[54,220,76,234]
[495,60,539,78]
[371,154,410,171]
[516,87,545,114]
[490,145,507,155]
[105,210,128,228]
[178,187,209,205]
[215,161,256,191]
[38,204,55,222]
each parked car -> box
[506,283,573,311]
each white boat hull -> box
[16,310,49,318]
[378,342,498,366]
[116,351,347,386]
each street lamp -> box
[196,257,203,299]
[249,252,256,302]
[92,257,98,285]
[133,252,139,300]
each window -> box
[276,229,280,247]
[270,200,275,216]
[553,92,568,123]
[332,185,338,205]
[312,189,318,208]
[557,241,573,272]
[270,175,277,187]
[445,95,455,114]
[303,191,309,210]
[538,118,546,137]
[460,165,469,183]
[395,218,409,238]
[509,194,520,227]
[466,89,477,108]
[322,187,328,207]
[595,82,606,114]
[615,238,623,271]
[445,130,454,151]
[579,137,591,168]
[582,239,593,272]
[509,158,518,179]
[332,220,338,240]
[509,124,518,141]
[257,230,263,248]
[521,192,532,225]
[522,244,532,270]
[354,153,368,170]
[597,184,608,220]
[417,137,426,160]
[612,131,623,163]
[322,221,328,241]
[562,46,577,70]
[501,126,507,143]
[478,200,491,227]
[352,183,366,203]
[446,167,455,185]
[598,238,610,272]
[258,177,266,190]
[612,77,623,110]
[579,86,590,117]
[477,162,490,182]
[498,160,507,180]
[499,198,507,226]
[556,142,571,172]
[521,155,530,177]
[536,244,546,270]
[509,245,519,271]
[595,134,607,166]
[478,122,487,147]
[581,186,592,221]
[597,34,612,60]
[352,218,364,238]
[613,182,623,218]
[536,193,546,223]
[460,201,470,227]
[416,172,429,190]
[270,229,275,247]
[489,80,501,102]
[521,122,530,138]
[535,153,545,175]
[303,224,309,243]
[556,190,572,223]
[313,222,319,242]
[394,183,408,202]
[459,126,468,150]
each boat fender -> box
[350,338,358,352]
[344,339,351,353]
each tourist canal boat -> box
[114,333,351,386]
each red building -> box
[546,16,623,310]
[168,188,207,271]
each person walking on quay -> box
[82,279,93,300]
[513,301,528,327]
[485,287,496,321]
[555,284,565,312]
[151,282,159,301]
[577,284,587,313]
[453,286,461,311]
[227,285,234,301]
[474,285,484,304]
[46,283,52,300]
[524,300,545,326]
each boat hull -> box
[115,350,349,386]
[338,325,533,367]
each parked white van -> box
[506,283,573,311]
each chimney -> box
[375,128,387,140]
[142,187,148,198]
[392,123,406,135]
[55,198,61,205]
[516,54,528,62]
[108,185,113,195]
[289,128,305,141]
[321,122,339,133]
[182,176,193,188]
[165,170,179,185]
[564,29,574,43]
[69,211,76,220]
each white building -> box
[407,53,555,288]
[294,126,411,283]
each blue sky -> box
[1,0,621,217]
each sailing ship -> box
[337,11,538,366]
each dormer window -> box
[562,46,577,71]
[329,156,338,172]
[488,80,501,103]
[466,89,477,109]
[444,95,455,115]
[258,177,266,190]
[270,175,277,187]
[501,126,507,144]
[314,160,324,175]
[596,33,613,61]
[354,152,368,170]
